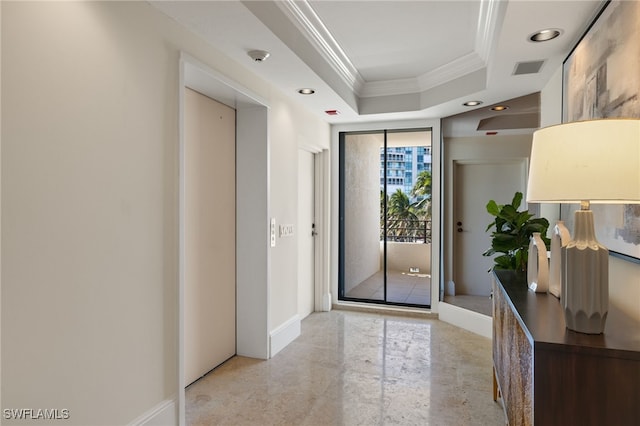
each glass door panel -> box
[341,131,385,302]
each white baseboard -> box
[438,302,492,339]
[128,397,177,426]
[269,314,301,357]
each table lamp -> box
[526,119,640,334]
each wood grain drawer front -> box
[493,277,532,426]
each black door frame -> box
[338,128,431,308]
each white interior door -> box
[184,88,236,385]
[453,160,526,296]
[298,150,315,319]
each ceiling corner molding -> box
[359,78,421,98]
[475,0,508,62]
[419,67,487,111]
[275,0,365,94]
[358,92,422,115]
[417,51,486,92]
[408,0,504,96]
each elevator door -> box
[184,87,236,385]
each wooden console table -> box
[492,270,640,425]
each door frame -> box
[330,119,442,312]
[177,52,331,424]
[447,158,528,290]
[178,53,271,425]
[297,148,315,318]
[314,150,331,312]
[297,143,331,313]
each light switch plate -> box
[270,218,276,247]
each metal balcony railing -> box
[381,219,432,243]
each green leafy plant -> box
[482,192,550,272]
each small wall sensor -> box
[248,50,270,62]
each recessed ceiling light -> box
[491,105,509,111]
[298,88,315,95]
[463,101,483,107]
[529,28,562,42]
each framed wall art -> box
[562,0,640,263]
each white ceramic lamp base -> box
[562,209,609,334]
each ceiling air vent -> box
[513,60,545,75]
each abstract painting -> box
[562,0,640,262]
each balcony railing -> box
[381,219,431,243]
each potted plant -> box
[483,192,550,272]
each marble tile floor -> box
[186,310,505,425]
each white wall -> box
[540,66,563,128]
[269,94,330,330]
[1,2,329,424]
[383,242,431,273]
[538,66,564,227]
[540,66,640,325]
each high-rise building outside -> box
[380,146,432,201]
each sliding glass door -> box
[339,129,432,308]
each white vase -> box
[549,221,570,298]
[527,232,549,293]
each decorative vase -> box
[527,232,549,293]
[549,221,570,298]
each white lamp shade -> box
[527,119,640,203]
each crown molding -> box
[359,78,421,98]
[475,0,507,62]
[360,51,486,99]
[417,51,486,92]
[275,0,504,101]
[275,0,366,94]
